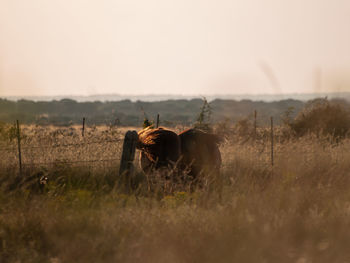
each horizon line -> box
[1,90,349,98]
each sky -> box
[1,0,350,97]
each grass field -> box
[1,125,350,262]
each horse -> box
[137,127,222,182]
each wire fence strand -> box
[1,139,122,152]
[0,137,123,169]
[21,158,121,166]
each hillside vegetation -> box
[0,98,306,126]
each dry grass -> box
[1,125,350,262]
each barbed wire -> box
[1,137,123,169]
[21,158,121,166]
[3,135,345,171]
[0,139,122,152]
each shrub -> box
[0,122,17,141]
[235,117,253,137]
[214,118,233,139]
[289,98,350,138]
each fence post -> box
[270,116,274,166]
[82,117,85,137]
[156,114,160,128]
[254,110,257,138]
[16,120,22,176]
[119,130,138,191]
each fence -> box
[0,120,275,176]
[0,117,279,174]
[2,117,347,178]
[0,122,126,175]
[1,114,164,176]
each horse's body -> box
[178,128,222,180]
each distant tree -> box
[194,97,212,132]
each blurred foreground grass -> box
[1,126,350,262]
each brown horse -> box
[137,127,181,174]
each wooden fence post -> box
[254,110,257,138]
[82,117,85,137]
[270,116,274,166]
[156,114,160,128]
[119,130,138,191]
[16,120,22,176]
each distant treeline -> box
[0,98,308,126]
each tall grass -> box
[1,125,350,262]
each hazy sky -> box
[1,0,350,96]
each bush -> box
[289,98,350,138]
[0,122,17,142]
[214,118,233,139]
[194,97,212,132]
